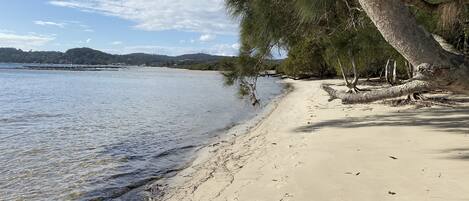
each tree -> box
[225,0,468,104]
[323,0,468,103]
[279,39,336,79]
[224,0,373,93]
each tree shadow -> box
[439,148,469,160]
[295,106,469,161]
[295,106,469,135]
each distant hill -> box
[0,47,232,67]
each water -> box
[0,66,283,200]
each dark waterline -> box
[0,66,283,200]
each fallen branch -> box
[321,80,433,104]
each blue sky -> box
[0,0,241,56]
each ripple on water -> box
[0,67,283,200]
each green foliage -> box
[174,57,238,71]
[279,39,335,79]
[412,1,468,53]
[221,51,274,104]
[225,0,468,87]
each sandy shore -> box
[152,79,469,201]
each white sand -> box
[155,79,469,201]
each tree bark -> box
[338,57,360,93]
[338,58,351,87]
[321,80,432,104]
[358,0,461,67]
[323,0,469,104]
[405,61,413,79]
[350,55,359,87]
[392,60,397,84]
[385,59,391,83]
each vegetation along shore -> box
[144,0,469,200]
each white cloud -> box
[231,43,240,49]
[0,29,15,33]
[105,42,239,56]
[76,38,92,44]
[34,20,66,28]
[0,32,55,50]
[84,29,94,32]
[49,0,238,35]
[209,43,240,56]
[199,34,216,42]
[111,41,123,45]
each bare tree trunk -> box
[322,0,468,103]
[338,57,360,93]
[322,80,432,104]
[403,61,424,101]
[385,59,397,85]
[405,61,413,79]
[350,55,359,87]
[385,59,391,83]
[338,58,351,87]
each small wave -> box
[81,174,168,200]
[0,113,64,123]
[152,145,198,159]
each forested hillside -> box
[0,47,230,67]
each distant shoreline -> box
[0,47,235,71]
[0,63,232,72]
[23,64,127,71]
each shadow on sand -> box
[295,106,469,135]
[294,105,469,160]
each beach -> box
[154,79,469,201]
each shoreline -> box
[137,80,293,200]
[150,79,469,201]
[118,79,291,200]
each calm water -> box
[0,66,283,200]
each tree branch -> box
[321,80,433,104]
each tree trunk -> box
[385,59,398,85]
[338,58,351,87]
[405,61,413,79]
[385,59,391,83]
[359,0,457,67]
[351,56,359,85]
[338,57,360,93]
[321,80,432,104]
[322,0,468,103]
